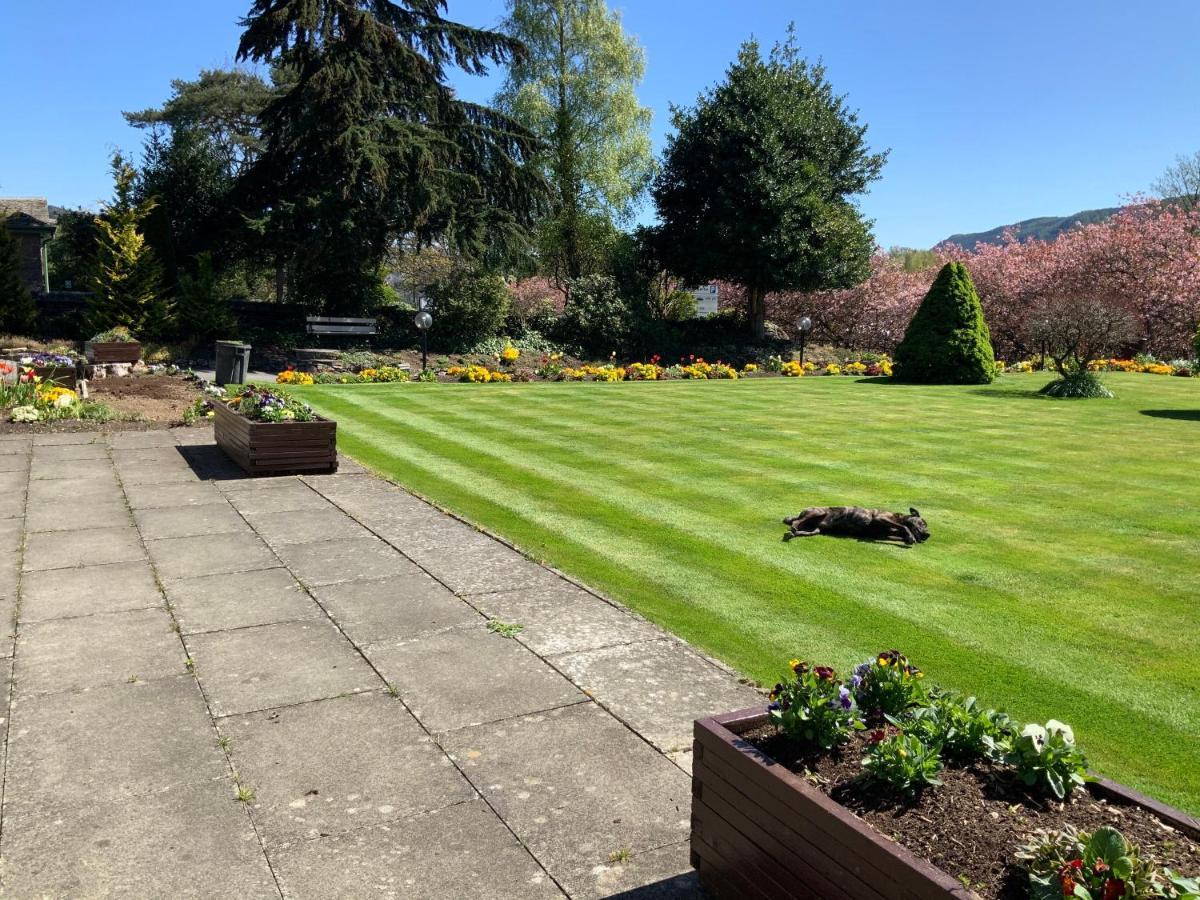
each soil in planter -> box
[90,375,201,423]
[744,726,1200,899]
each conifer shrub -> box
[894,262,996,384]
[0,217,38,335]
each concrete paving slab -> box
[123,479,226,510]
[147,531,278,581]
[20,560,162,622]
[115,461,206,486]
[187,619,377,717]
[0,489,25,520]
[223,691,473,845]
[0,552,18,601]
[217,473,304,492]
[270,799,564,900]
[17,607,182,695]
[26,473,124,505]
[134,501,251,540]
[0,452,30,472]
[106,430,179,449]
[222,481,333,516]
[243,506,374,547]
[467,584,666,657]
[22,524,145,572]
[165,567,320,635]
[402,542,565,596]
[174,425,217,445]
[0,469,28,493]
[365,625,583,732]
[30,456,114,481]
[5,675,225,812]
[24,497,132,533]
[29,441,110,461]
[553,639,763,753]
[0,516,21,554]
[111,445,190,463]
[33,432,101,446]
[310,573,478,645]
[0,777,279,898]
[560,841,700,900]
[275,537,423,587]
[443,702,692,879]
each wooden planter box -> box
[212,401,338,476]
[85,341,141,364]
[32,365,79,390]
[692,708,1200,900]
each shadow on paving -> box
[174,443,255,481]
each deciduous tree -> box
[652,30,886,340]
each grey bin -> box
[214,341,251,386]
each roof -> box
[0,197,56,229]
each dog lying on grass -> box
[782,507,930,545]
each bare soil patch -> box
[89,375,201,423]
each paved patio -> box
[0,427,762,898]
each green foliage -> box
[862,733,943,799]
[852,650,928,720]
[87,154,171,340]
[1006,720,1090,800]
[90,325,135,343]
[176,253,235,345]
[0,217,37,334]
[894,262,996,384]
[652,28,886,338]
[1016,826,1193,900]
[556,274,631,353]
[47,208,100,292]
[236,0,548,314]
[768,661,858,750]
[1039,371,1115,399]
[425,270,511,350]
[888,246,940,272]
[497,0,655,283]
[904,690,1014,763]
[1192,325,1200,362]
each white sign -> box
[690,283,719,317]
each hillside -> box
[940,205,1120,250]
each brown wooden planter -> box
[692,708,1200,900]
[31,365,80,390]
[212,400,338,476]
[85,341,141,364]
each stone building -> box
[0,198,56,294]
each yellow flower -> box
[500,344,520,362]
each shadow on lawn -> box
[965,388,1055,401]
[1140,409,1200,421]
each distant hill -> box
[939,205,1121,250]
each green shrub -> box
[175,254,235,344]
[425,270,510,351]
[556,275,632,354]
[1039,371,1114,399]
[894,262,995,384]
[0,217,38,335]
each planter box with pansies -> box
[212,397,337,476]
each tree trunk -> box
[748,286,767,341]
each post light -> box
[797,316,813,366]
[413,310,433,373]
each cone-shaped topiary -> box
[894,261,995,384]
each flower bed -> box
[691,653,1200,900]
[213,386,336,475]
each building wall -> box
[11,232,47,294]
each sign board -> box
[690,283,719,317]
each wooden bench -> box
[305,316,378,337]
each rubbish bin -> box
[214,341,251,386]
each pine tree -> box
[176,252,235,343]
[894,262,996,384]
[87,154,170,339]
[0,217,38,335]
[236,0,549,314]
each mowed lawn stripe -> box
[298,376,1200,811]
[324,389,1196,730]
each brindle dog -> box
[782,507,930,545]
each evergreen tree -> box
[894,262,996,384]
[87,154,170,339]
[176,252,235,343]
[653,30,886,340]
[236,0,549,314]
[0,217,38,335]
[496,0,654,285]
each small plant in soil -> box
[1007,720,1091,800]
[851,649,928,720]
[768,660,859,749]
[861,731,943,798]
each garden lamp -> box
[414,310,433,372]
[797,316,813,366]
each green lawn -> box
[295,374,1200,813]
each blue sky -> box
[2,0,1198,248]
